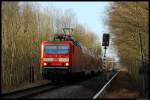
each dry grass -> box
[102,71,142,99]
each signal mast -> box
[102,33,110,71]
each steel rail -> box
[92,71,119,99]
[1,82,64,99]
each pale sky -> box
[32,1,119,61]
[36,2,110,38]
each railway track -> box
[92,71,119,99]
[1,71,119,99]
[1,82,65,99]
[1,76,89,99]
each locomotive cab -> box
[40,41,73,80]
[42,44,71,67]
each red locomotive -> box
[40,29,102,81]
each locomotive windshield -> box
[44,45,69,54]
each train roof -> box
[42,34,82,48]
[42,41,73,44]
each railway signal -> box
[102,33,110,71]
[102,33,110,57]
[102,33,110,46]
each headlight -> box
[43,62,48,66]
[65,62,69,66]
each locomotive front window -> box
[44,45,69,54]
